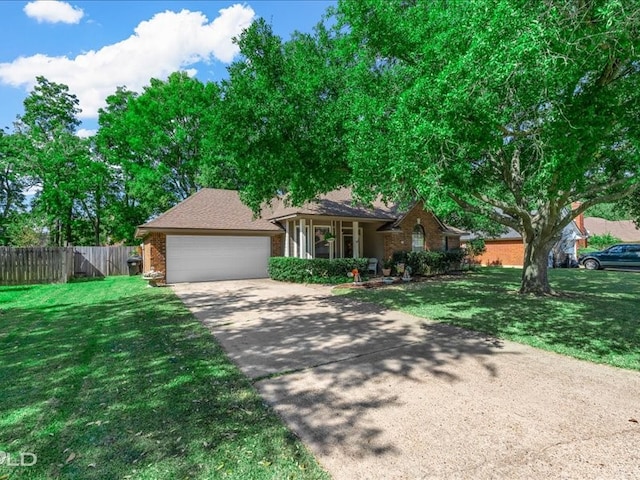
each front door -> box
[341,228,363,258]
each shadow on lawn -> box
[350,269,640,366]
[0,288,319,479]
[174,269,640,461]
[175,282,515,459]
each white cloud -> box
[1,5,255,119]
[24,0,84,24]
[76,128,96,138]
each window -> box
[314,226,331,259]
[412,225,425,252]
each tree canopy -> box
[218,0,640,294]
[14,77,94,246]
[2,1,638,296]
[94,72,239,242]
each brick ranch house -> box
[136,188,465,283]
[462,211,588,267]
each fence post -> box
[60,248,67,283]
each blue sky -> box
[0,1,335,134]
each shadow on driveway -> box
[173,279,640,480]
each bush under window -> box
[268,257,369,284]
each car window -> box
[607,246,625,253]
[628,245,640,253]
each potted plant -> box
[142,268,165,287]
[382,257,393,277]
[324,231,336,242]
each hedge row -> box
[391,249,466,276]
[268,257,369,284]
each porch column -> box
[352,221,359,258]
[299,218,307,259]
[330,221,335,260]
[284,221,290,257]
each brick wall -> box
[271,234,284,257]
[475,239,524,267]
[144,232,167,281]
[383,203,450,259]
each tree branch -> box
[575,176,634,202]
[577,183,637,217]
[472,191,530,222]
[449,193,521,230]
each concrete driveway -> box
[172,279,640,480]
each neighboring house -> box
[462,211,587,267]
[136,188,464,283]
[584,217,640,244]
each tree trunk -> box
[520,235,554,295]
[53,219,61,246]
[65,207,73,246]
[94,211,101,246]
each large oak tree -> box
[222,0,640,294]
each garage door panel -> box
[166,235,270,283]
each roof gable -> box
[264,188,401,221]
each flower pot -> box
[382,268,391,276]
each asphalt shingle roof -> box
[138,189,282,232]
[584,217,640,242]
[138,188,464,236]
[264,188,401,221]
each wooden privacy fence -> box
[0,246,136,285]
[0,247,73,285]
[73,246,133,278]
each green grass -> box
[338,268,640,370]
[0,277,328,480]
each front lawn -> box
[339,268,640,370]
[0,277,328,479]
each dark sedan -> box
[579,244,640,270]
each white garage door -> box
[166,235,270,283]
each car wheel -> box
[583,259,600,270]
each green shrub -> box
[392,251,407,264]
[396,250,466,276]
[588,233,622,251]
[268,257,369,284]
[391,251,408,275]
[465,238,486,257]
